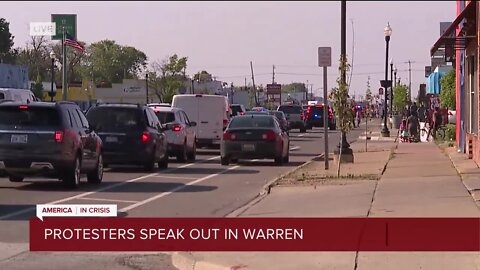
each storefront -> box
[431,0,477,160]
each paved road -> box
[0,127,362,246]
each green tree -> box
[148,54,188,103]
[440,69,456,110]
[330,56,354,136]
[393,83,408,113]
[88,40,147,83]
[193,70,213,82]
[31,74,44,101]
[282,82,306,93]
[0,18,17,64]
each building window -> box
[468,55,477,134]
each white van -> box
[0,88,37,103]
[172,94,230,148]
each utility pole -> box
[272,65,275,84]
[250,61,258,106]
[306,80,309,102]
[244,77,247,91]
[408,60,412,102]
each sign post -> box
[266,84,282,108]
[52,14,77,101]
[318,47,332,170]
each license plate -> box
[242,143,255,152]
[105,136,118,143]
[11,134,28,144]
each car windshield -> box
[231,105,243,115]
[0,106,60,127]
[229,116,275,128]
[87,107,143,131]
[154,111,175,124]
[271,111,286,119]
[278,106,302,114]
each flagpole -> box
[62,28,68,101]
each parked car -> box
[269,110,289,132]
[277,104,307,132]
[172,94,230,148]
[305,104,336,130]
[221,114,289,165]
[0,101,103,188]
[148,105,197,162]
[86,103,168,171]
[230,104,246,117]
[0,88,38,103]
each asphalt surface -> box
[0,126,362,269]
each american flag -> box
[64,33,85,53]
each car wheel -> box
[87,153,103,184]
[64,156,81,189]
[300,127,307,133]
[187,140,196,161]
[231,158,239,163]
[329,124,336,130]
[158,152,169,169]
[274,143,285,165]
[176,142,188,162]
[9,175,24,182]
[144,151,156,172]
[221,156,230,165]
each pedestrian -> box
[409,102,418,116]
[406,111,420,142]
[431,107,443,140]
[417,102,426,123]
[356,108,361,127]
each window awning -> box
[430,1,476,56]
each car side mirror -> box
[190,121,197,127]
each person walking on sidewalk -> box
[407,112,420,142]
[355,109,361,127]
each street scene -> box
[0,1,480,269]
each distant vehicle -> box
[307,101,318,105]
[269,111,289,132]
[148,103,171,108]
[86,103,168,171]
[251,107,268,112]
[245,111,269,115]
[148,105,197,162]
[0,101,103,188]
[221,115,289,165]
[230,104,246,116]
[305,104,336,130]
[172,94,230,148]
[0,88,38,103]
[277,104,307,133]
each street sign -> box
[51,14,77,40]
[30,22,56,36]
[318,47,332,67]
[266,84,281,95]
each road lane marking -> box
[119,165,242,212]
[151,175,198,180]
[77,197,140,204]
[290,146,300,151]
[297,134,306,137]
[0,156,220,220]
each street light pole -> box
[49,51,56,102]
[145,73,149,104]
[390,59,393,117]
[381,22,392,137]
[394,66,397,88]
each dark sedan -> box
[221,115,289,165]
[269,111,289,132]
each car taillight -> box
[240,112,245,115]
[141,131,150,143]
[300,112,304,120]
[262,130,277,141]
[19,105,28,109]
[223,119,229,126]
[172,124,182,132]
[223,131,236,141]
[55,131,64,143]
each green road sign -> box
[51,14,77,40]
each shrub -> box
[445,124,456,141]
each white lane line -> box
[297,134,306,137]
[0,155,220,220]
[77,197,140,204]
[120,165,241,212]
[290,146,300,151]
[151,175,198,180]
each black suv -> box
[0,101,104,188]
[305,104,336,130]
[86,103,168,171]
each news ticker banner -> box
[30,217,480,252]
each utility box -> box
[0,64,29,89]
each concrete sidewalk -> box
[172,131,480,269]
